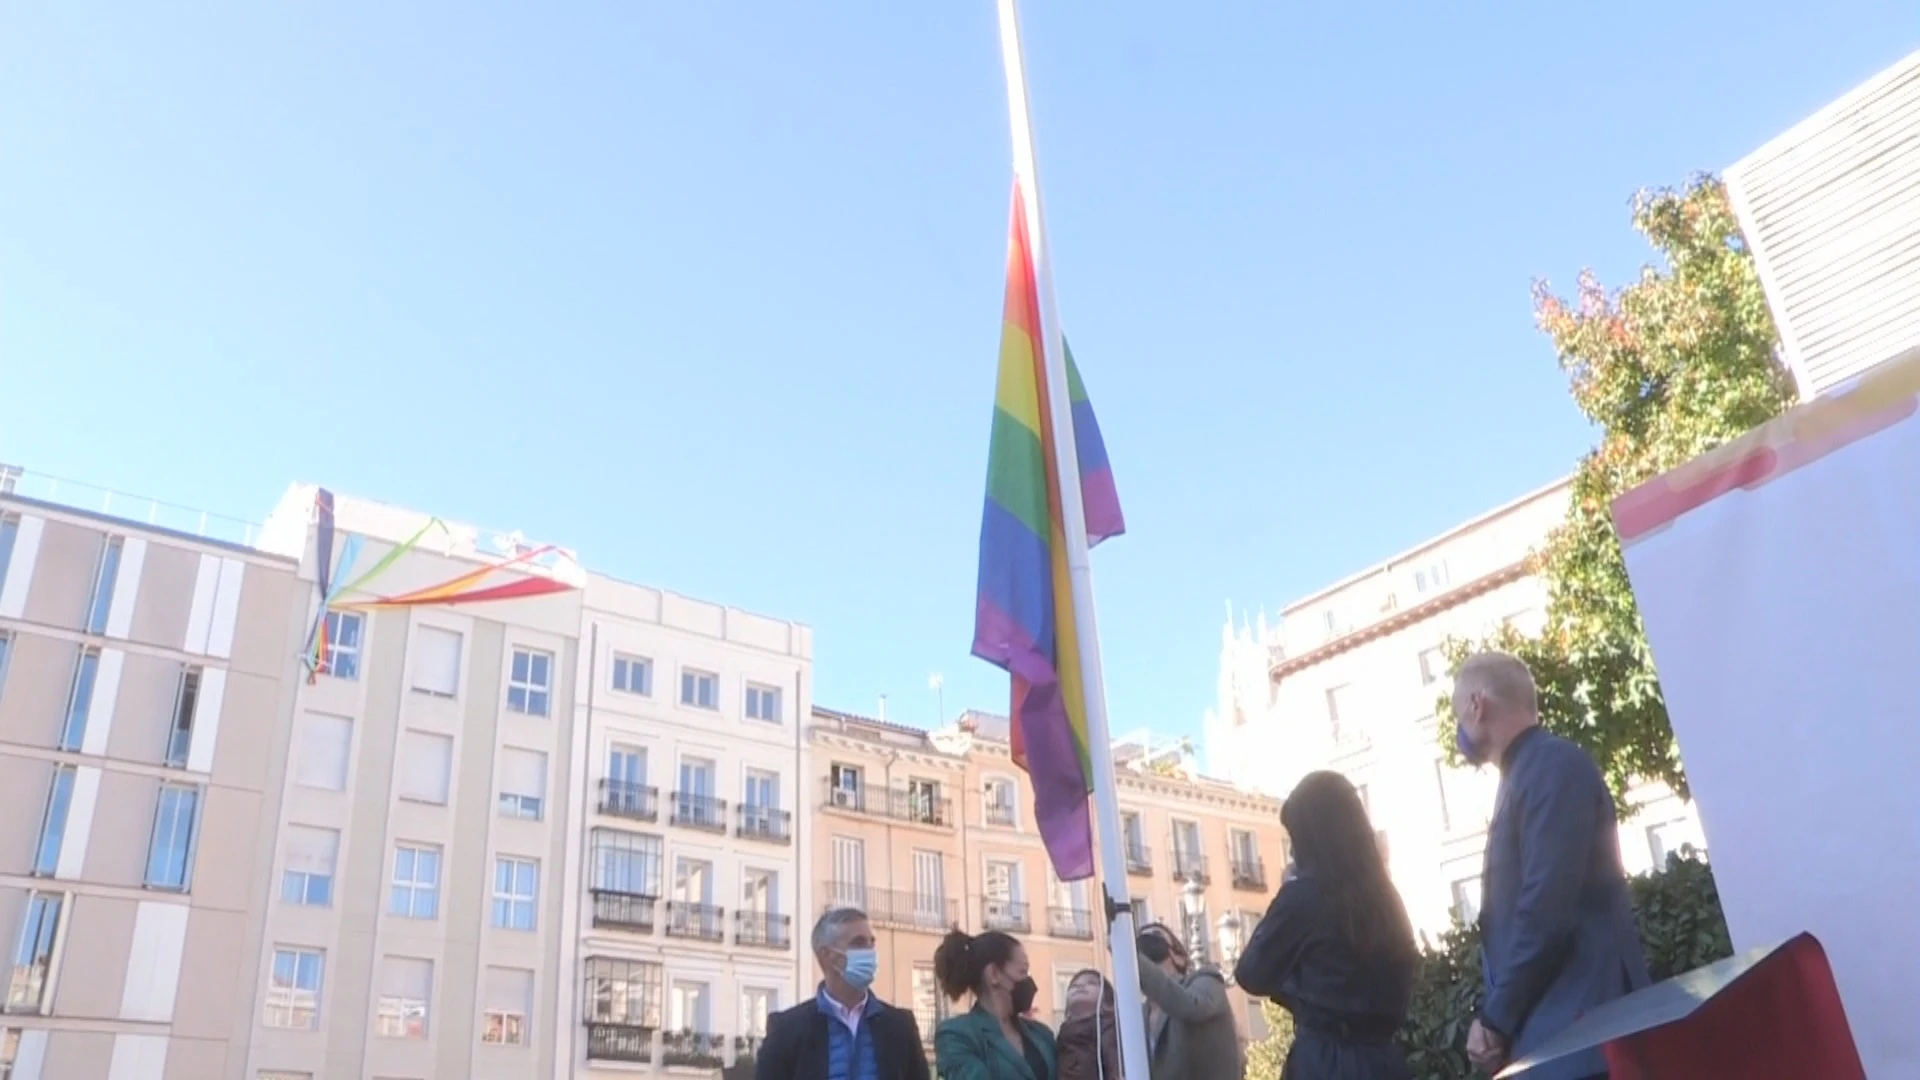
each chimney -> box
[878,694,888,722]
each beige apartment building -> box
[806,706,1288,1047]
[0,478,306,1080]
[1204,479,1707,940]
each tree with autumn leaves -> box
[1437,174,1797,808]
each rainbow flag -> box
[971,183,1125,881]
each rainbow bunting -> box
[970,183,1124,882]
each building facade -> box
[0,481,306,1079]
[1203,479,1707,940]
[562,575,809,1078]
[806,706,1288,1047]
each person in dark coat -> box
[757,907,931,1080]
[1055,970,1120,1080]
[1454,651,1651,1080]
[1234,770,1418,1080]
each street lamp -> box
[1180,879,1210,966]
[1216,910,1246,981]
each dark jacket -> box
[1137,963,1240,1080]
[1234,874,1416,1080]
[757,991,931,1080]
[935,1005,1058,1080]
[1479,726,1651,1080]
[1055,1010,1120,1080]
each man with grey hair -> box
[756,908,929,1080]
[1453,651,1649,1079]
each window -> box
[506,648,552,717]
[398,730,453,804]
[1122,812,1148,866]
[0,514,18,597]
[604,744,651,817]
[86,536,123,635]
[1418,647,1447,686]
[583,957,662,1027]
[612,653,652,696]
[59,647,100,752]
[482,967,533,1046]
[742,987,777,1040]
[1434,760,1453,832]
[1324,684,1351,743]
[670,980,712,1033]
[675,757,719,828]
[1230,828,1258,867]
[592,829,663,896]
[264,948,325,1030]
[984,777,1016,826]
[1172,820,1203,875]
[319,610,363,680]
[911,964,945,1042]
[497,747,547,820]
[33,766,76,877]
[912,851,946,925]
[905,777,941,824]
[280,826,340,907]
[741,769,780,836]
[1413,560,1449,594]
[1450,877,1483,925]
[672,857,714,906]
[411,626,462,697]
[1322,609,1338,633]
[740,868,776,916]
[7,891,63,1011]
[1355,784,1371,814]
[680,668,718,710]
[984,858,1023,929]
[294,712,352,791]
[390,844,442,919]
[744,683,782,723]
[145,784,200,891]
[828,763,862,808]
[164,666,201,769]
[492,857,538,931]
[375,956,432,1039]
[1129,898,1151,928]
[828,836,865,909]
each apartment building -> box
[1203,479,1708,940]
[807,706,1287,1046]
[562,576,809,1078]
[0,476,306,1079]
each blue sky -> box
[2,3,1912,740]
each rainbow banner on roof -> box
[970,183,1124,882]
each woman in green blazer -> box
[932,929,1057,1080]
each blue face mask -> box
[1456,706,1487,766]
[840,948,879,990]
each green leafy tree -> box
[1439,175,1796,806]
[1242,1000,1296,1080]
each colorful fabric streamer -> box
[970,184,1125,882]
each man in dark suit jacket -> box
[1454,652,1651,1080]
[757,907,931,1080]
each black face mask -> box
[1011,976,1038,1015]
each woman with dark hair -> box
[932,929,1056,1080]
[1054,969,1120,1080]
[1234,770,1418,1080]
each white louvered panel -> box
[1727,50,1920,398]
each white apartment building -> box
[560,578,809,1078]
[1204,479,1707,941]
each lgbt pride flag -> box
[971,183,1125,882]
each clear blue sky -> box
[2,3,1912,739]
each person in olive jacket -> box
[933,929,1056,1080]
[757,908,930,1080]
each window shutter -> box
[382,956,433,1000]
[500,747,546,799]
[485,967,533,1013]
[400,731,453,803]
[411,627,462,697]
[295,713,352,791]
[285,826,339,875]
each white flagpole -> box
[993,5,1155,1080]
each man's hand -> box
[1466,1018,1510,1076]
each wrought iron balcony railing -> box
[1230,857,1267,891]
[671,792,728,832]
[1172,852,1211,886]
[585,1021,655,1063]
[662,1030,726,1068]
[820,885,956,933]
[821,779,954,828]
[664,901,726,942]
[736,910,793,949]
[1048,906,1095,941]
[590,889,658,934]
[1125,845,1153,876]
[598,779,659,822]
[982,899,1031,933]
[736,804,792,844]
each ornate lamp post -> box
[1216,909,1246,981]
[1180,879,1211,966]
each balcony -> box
[665,902,726,942]
[982,899,1031,934]
[984,801,1017,827]
[1125,845,1153,876]
[591,889,658,934]
[821,779,953,828]
[736,910,793,950]
[821,885,956,933]
[663,1030,726,1069]
[1048,906,1095,941]
[1172,853,1211,886]
[736,1034,766,1063]
[671,792,728,833]
[736,804,792,844]
[586,1021,655,1064]
[599,779,659,822]
[1230,857,1268,892]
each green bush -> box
[1243,852,1730,1080]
